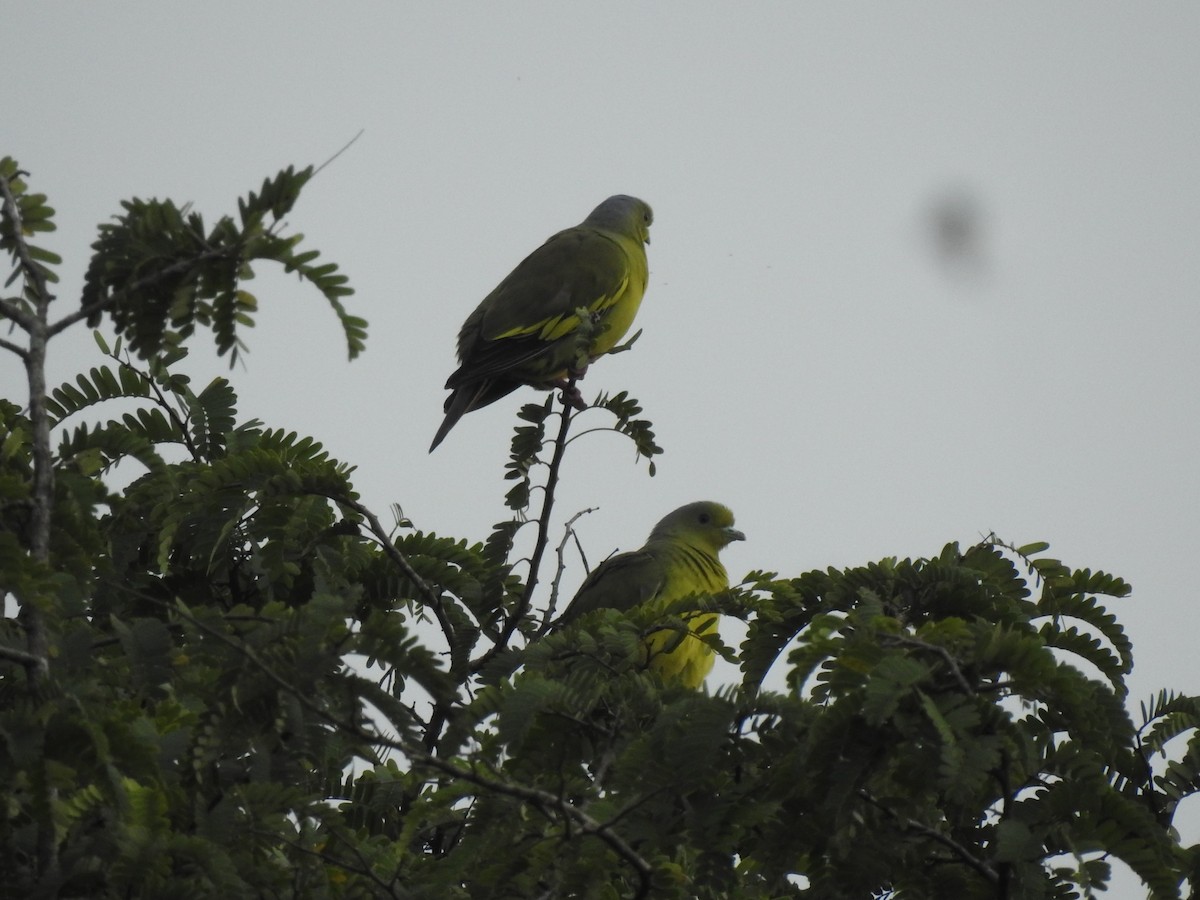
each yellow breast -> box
[589,232,648,358]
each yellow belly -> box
[643,612,718,690]
[590,280,645,357]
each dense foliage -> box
[3,157,1199,898]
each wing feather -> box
[560,547,667,622]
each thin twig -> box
[564,424,630,447]
[309,489,463,672]
[0,296,35,333]
[471,381,577,671]
[313,130,365,178]
[318,492,470,756]
[114,352,202,461]
[255,827,408,898]
[0,333,28,358]
[522,383,576,609]
[860,790,1000,885]
[329,492,463,684]
[332,494,440,607]
[423,757,654,896]
[0,642,46,668]
[538,506,597,637]
[48,244,235,337]
[0,172,54,309]
[882,633,976,695]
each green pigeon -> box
[430,195,653,451]
[559,501,745,689]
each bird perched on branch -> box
[430,195,653,451]
[559,501,745,689]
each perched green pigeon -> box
[430,195,653,451]
[559,501,745,689]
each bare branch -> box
[538,506,597,636]
[0,332,28,358]
[0,295,35,332]
[313,130,365,178]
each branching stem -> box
[860,790,1000,886]
[538,506,596,636]
[471,379,577,671]
[0,642,46,668]
[329,494,440,608]
[882,633,975,695]
[159,587,653,895]
[49,245,235,338]
[1,161,57,883]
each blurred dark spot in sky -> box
[926,187,989,282]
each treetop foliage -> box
[2,155,1199,898]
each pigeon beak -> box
[725,527,746,543]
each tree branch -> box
[0,642,46,668]
[1,163,57,884]
[882,633,976,695]
[0,172,54,312]
[537,506,596,637]
[332,494,440,608]
[47,244,236,337]
[111,351,204,460]
[860,790,1000,885]
[0,332,28,358]
[327,492,471,683]
[410,753,654,897]
[522,381,576,611]
[471,382,577,672]
[0,295,35,332]
[320,494,474,757]
[313,129,365,178]
[153,586,653,895]
[257,827,408,899]
[0,169,53,672]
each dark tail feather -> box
[430,375,530,451]
[429,384,479,452]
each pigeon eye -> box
[699,513,711,524]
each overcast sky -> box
[7,5,1199,889]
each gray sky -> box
[7,4,1199,889]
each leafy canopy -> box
[2,156,1199,899]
